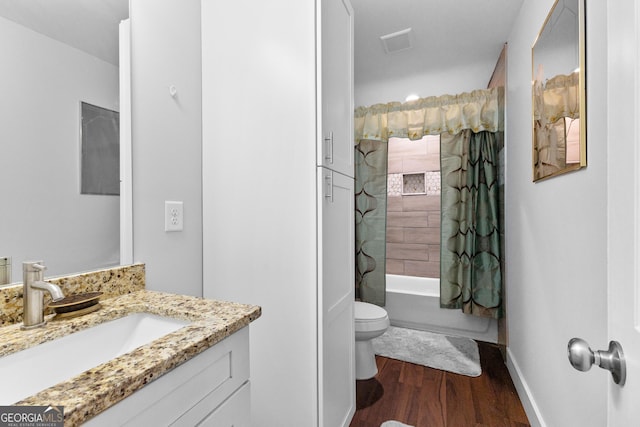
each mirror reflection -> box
[532,0,586,181]
[0,1,128,283]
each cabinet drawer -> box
[192,381,250,427]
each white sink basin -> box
[0,312,190,405]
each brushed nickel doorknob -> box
[567,338,626,386]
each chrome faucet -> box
[22,261,65,329]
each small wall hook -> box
[169,85,177,97]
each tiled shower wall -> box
[386,135,441,278]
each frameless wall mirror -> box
[532,0,586,182]
[0,1,128,283]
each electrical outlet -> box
[165,201,183,232]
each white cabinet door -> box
[318,168,355,427]
[319,0,354,178]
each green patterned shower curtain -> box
[354,87,503,314]
[355,139,388,307]
[440,130,503,319]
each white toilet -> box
[354,301,390,380]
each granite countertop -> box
[0,290,261,426]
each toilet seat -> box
[355,301,389,332]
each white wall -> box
[355,59,498,107]
[130,0,202,296]
[201,0,319,425]
[504,1,608,426]
[0,16,120,281]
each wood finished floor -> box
[349,342,530,427]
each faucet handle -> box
[32,263,46,271]
[23,261,46,273]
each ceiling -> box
[0,0,524,80]
[0,0,128,66]
[351,0,524,87]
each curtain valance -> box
[533,72,579,124]
[354,87,503,143]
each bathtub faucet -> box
[21,261,65,329]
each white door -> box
[607,0,640,424]
[319,0,354,178]
[318,168,355,427]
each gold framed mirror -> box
[532,0,586,182]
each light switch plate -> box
[165,201,183,232]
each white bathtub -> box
[384,274,498,343]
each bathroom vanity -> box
[82,315,252,426]
[0,265,261,426]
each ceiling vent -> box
[380,28,413,54]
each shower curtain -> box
[354,88,503,317]
[440,130,502,319]
[355,139,388,306]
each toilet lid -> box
[355,301,387,321]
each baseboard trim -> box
[506,347,546,427]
